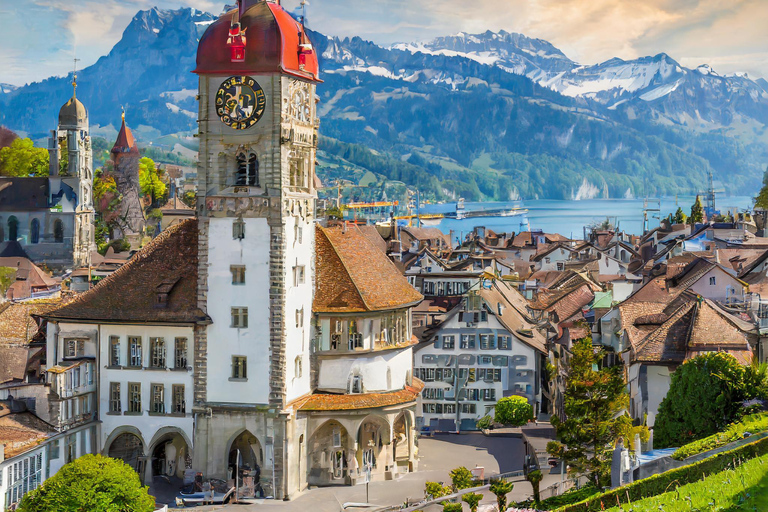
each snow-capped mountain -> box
[1,8,767,199]
[0,84,17,95]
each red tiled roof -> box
[0,298,65,346]
[111,117,139,155]
[292,380,424,411]
[314,225,423,313]
[44,219,208,324]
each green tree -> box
[654,352,751,448]
[547,338,648,487]
[689,195,704,224]
[17,454,154,512]
[462,492,482,512]
[138,157,167,206]
[494,396,533,427]
[0,138,49,177]
[489,479,514,512]
[0,267,15,296]
[425,481,452,500]
[180,189,196,208]
[526,469,543,504]
[673,207,687,225]
[442,503,462,512]
[449,467,474,491]
[756,166,768,209]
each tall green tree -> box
[0,138,49,177]
[449,466,474,491]
[138,157,167,206]
[547,338,648,487]
[17,454,154,512]
[526,470,543,504]
[756,166,768,209]
[654,352,751,448]
[689,195,704,224]
[673,207,687,225]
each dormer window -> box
[155,278,181,309]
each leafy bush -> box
[442,503,463,512]
[449,467,474,491]
[671,412,768,460]
[18,454,154,512]
[494,396,533,427]
[462,492,482,512]
[553,430,768,511]
[490,479,514,512]
[476,415,493,430]
[425,481,452,500]
[654,352,750,448]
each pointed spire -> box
[72,54,80,99]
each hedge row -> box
[554,433,768,512]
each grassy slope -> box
[605,453,768,511]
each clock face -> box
[215,76,267,129]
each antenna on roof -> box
[72,49,80,99]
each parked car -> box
[175,479,235,507]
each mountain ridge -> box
[0,7,766,201]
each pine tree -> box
[674,207,687,225]
[547,338,648,487]
[689,195,704,225]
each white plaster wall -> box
[646,366,672,428]
[611,282,635,303]
[689,267,744,302]
[538,248,572,271]
[283,214,314,402]
[206,217,272,405]
[317,348,413,393]
[98,324,195,453]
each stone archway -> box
[356,416,391,480]
[308,420,352,486]
[392,412,411,473]
[107,431,145,476]
[148,428,191,480]
[226,430,265,498]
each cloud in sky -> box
[1,0,766,85]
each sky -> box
[1,0,767,86]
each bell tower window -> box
[236,153,259,187]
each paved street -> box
[167,433,563,511]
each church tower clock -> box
[191,0,319,499]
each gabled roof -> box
[357,224,387,254]
[631,297,753,365]
[0,347,29,384]
[532,243,575,262]
[0,298,65,346]
[314,225,423,313]
[477,281,546,353]
[44,219,208,324]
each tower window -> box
[236,153,259,186]
[231,265,246,285]
[54,219,64,243]
[30,218,40,244]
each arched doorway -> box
[8,216,18,241]
[108,432,145,475]
[308,420,351,486]
[357,416,391,480]
[393,412,412,474]
[53,219,64,243]
[228,430,264,498]
[30,219,40,244]
[149,430,190,479]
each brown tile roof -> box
[292,380,424,411]
[111,117,139,155]
[44,219,208,324]
[0,298,64,346]
[0,403,54,458]
[400,227,450,245]
[314,225,423,313]
[357,224,388,254]
[0,347,29,384]
[478,281,547,353]
[630,296,753,365]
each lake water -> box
[418,196,754,243]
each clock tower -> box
[191,0,319,499]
